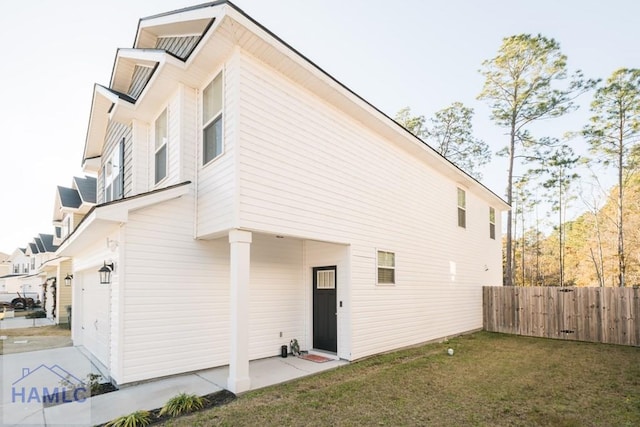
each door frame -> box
[312,265,337,353]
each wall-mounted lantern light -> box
[98,262,115,284]
[64,274,73,287]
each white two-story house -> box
[57,1,509,392]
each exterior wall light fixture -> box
[99,262,115,284]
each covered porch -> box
[224,229,351,393]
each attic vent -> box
[156,35,201,60]
[127,65,154,99]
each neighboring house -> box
[0,252,10,277]
[57,1,509,392]
[53,176,98,245]
[39,176,98,323]
[0,248,29,296]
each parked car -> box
[10,296,35,310]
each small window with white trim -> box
[202,72,223,165]
[377,250,395,285]
[457,188,466,228]
[154,108,168,184]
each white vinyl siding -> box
[121,194,230,383]
[249,234,305,360]
[197,61,237,237]
[234,51,502,360]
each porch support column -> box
[227,229,252,393]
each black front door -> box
[313,266,337,352]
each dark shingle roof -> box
[39,234,58,253]
[34,237,45,252]
[28,243,39,254]
[57,186,82,209]
[74,176,97,204]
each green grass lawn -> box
[162,332,640,426]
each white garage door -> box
[80,271,111,367]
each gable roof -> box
[83,0,508,209]
[38,234,58,253]
[34,237,45,253]
[74,176,97,204]
[57,186,82,209]
[28,243,39,254]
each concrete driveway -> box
[1,346,100,426]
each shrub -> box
[26,310,46,319]
[105,410,151,427]
[159,392,208,417]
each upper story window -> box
[104,138,125,202]
[30,257,35,270]
[62,216,71,239]
[457,188,466,228]
[377,250,395,285]
[489,207,496,239]
[155,109,168,184]
[13,264,19,274]
[202,73,223,165]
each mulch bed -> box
[94,390,236,426]
[43,382,118,408]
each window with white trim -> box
[104,138,125,202]
[457,188,466,228]
[202,73,223,165]
[62,216,71,239]
[155,109,168,184]
[377,250,395,284]
[489,207,496,239]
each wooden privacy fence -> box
[483,286,640,346]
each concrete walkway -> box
[1,346,348,426]
[0,316,56,330]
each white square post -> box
[227,229,252,393]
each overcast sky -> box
[1,0,637,254]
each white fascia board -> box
[116,48,169,64]
[83,85,116,161]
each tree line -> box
[396,34,640,287]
